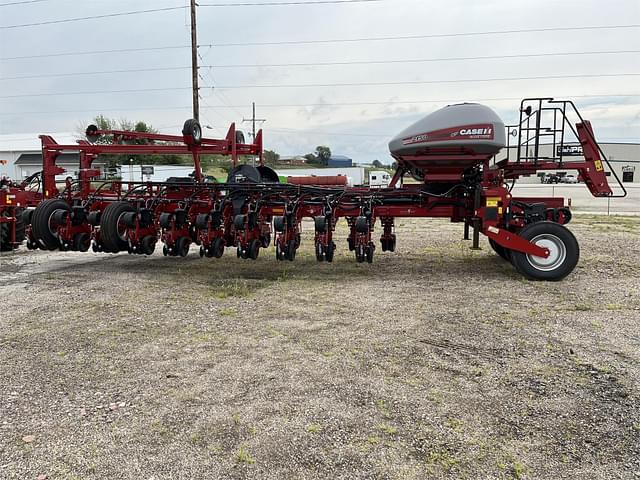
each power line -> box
[202,50,640,68]
[203,24,640,47]
[1,94,638,116]
[0,86,191,99]
[0,0,51,6]
[0,45,189,61]
[4,50,638,81]
[200,0,382,4]
[0,6,187,29]
[0,66,190,81]
[2,73,637,99]
[2,24,639,59]
[211,73,640,89]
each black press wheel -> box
[212,237,225,258]
[176,237,191,257]
[0,208,25,251]
[248,239,260,260]
[141,235,156,255]
[325,242,335,263]
[73,233,91,252]
[31,199,71,250]
[101,202,135,253]
[366,242,374,264]
[488,238,511,261]
[510,221,579,281]
[273,216,285,233]
[315,243,324,262]
[287,239,296,261]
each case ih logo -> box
[402,124,494,145]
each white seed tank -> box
[389,103,506,157]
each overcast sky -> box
[0,0,639,163]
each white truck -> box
[368,170,392,188]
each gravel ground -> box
[0,215,639,480]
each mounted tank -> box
[389,103,506,158]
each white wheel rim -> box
[526,234,567,272]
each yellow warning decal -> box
[594,159,604,172]
[486,197,500,207]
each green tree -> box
[263,149,280,166]
[85,116,185,167]
[372,159,383,168]
[315,146,332,166]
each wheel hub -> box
[526,234,566,271]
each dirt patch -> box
[1,216,639,479]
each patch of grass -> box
[367,435,380,444]
[375,399,392,418]
[306,423,322,433]
[235,446,255,465]
[573,303,593,311]
[376,423,397,435]
[219,307,237,317]
[425,450,459,473]
[445,417,464,432]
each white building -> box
[0,132,106,181]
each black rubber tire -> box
[234,214,246,231]
[32,199,70,250]
[287,239,296,261]
[159,212,173,229]
[273,216,285,233]
[348,237,355,251]
[355,216,369,233]
[366,242,374,264]
[101,202,135,253]
[489,238,510,261]
[0,208,26,251]
[315,243,324,262]
[355,245,365,263]
[248,239,260,260]
[212,237,224,258]
[314,216,327,233]
[73,232,91,252]
[176,237,190,257]
[510,221,580,281]
[195,213,209,229]
[325,242,335,263]
[141,235,156,255]
[182,118,202,144]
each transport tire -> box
[510,221,579,281]
[182,118,202,144]
[32,199,70,250]
[488,238,510,261]
[101,202,135,253]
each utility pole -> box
[190,0,199,121]
[242,102,266,166]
